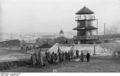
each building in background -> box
[59,29,64,37]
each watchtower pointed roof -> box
[76,6,94,15]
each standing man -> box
[31,53,37,67]
[86,52,91,62]
[76,50,79,58]
[80,51,84,62]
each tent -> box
[47,43,72,53]
[48,43,112,56]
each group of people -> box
[30,50,45,67]
[30,48,91,67]
[45,50,74,64]
[77,50,91,62]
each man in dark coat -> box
[70,51,74,59]
[65,52,68,60]
[86,52,91,62]
[80,51,84,62]
[76,50,79,58]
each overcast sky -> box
[1,0,120,33]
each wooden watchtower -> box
[73,6,98,44]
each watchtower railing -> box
[75,15,95,21]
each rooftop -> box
[76,6,94,15]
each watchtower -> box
[73,6,98,44]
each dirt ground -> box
[2,56,120,72]
[1,42,120,72]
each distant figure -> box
[86,52,91,62]
[76,50,79,58]
[44,52,49,65]
[51,52,55,63]
[70,51,74,59]
[65,52,68,60]
[68,51,71,61]
[39,51,44,66]
[80,51,84,62]
[52,52,59,64]
[54,53,59,64]
[46,52,52,64]
[31,53,37,67]
[63,52,65,61]
[65,40,68,44]
[25,46,28,52]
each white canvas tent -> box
[47,43,72,53]
[48,43,112,56]
[47,43,59,53]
